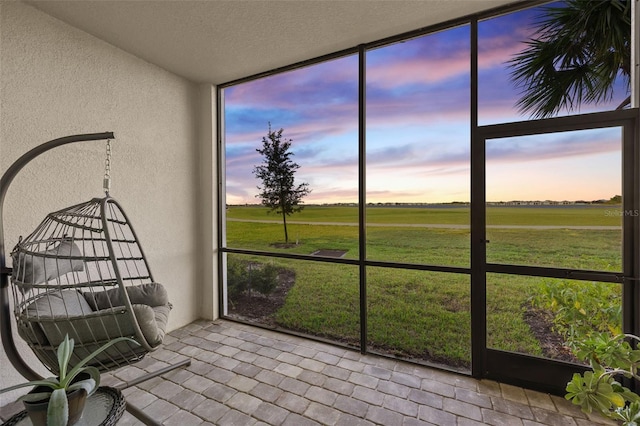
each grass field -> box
[227,204,622,226]
[224,205,623,369]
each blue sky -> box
[224,3,628,205]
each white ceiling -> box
[27,0,519,85]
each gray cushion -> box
[83,283,169,310]
[38,304,168,349]
[23,285,170,343]
[36,308,146,370]
[25,289,93,318]
[80,283,171,347]
[18,285,171,371]
[12,240,84,286]
[132,304,171,347]
[18,289,97,355]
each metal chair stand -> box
[0,133,190,426]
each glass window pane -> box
[225,216,359,259]
[486,127,623,271]
[366,25,470,267]
[487,273,622,365]
[224,253,360,347]
[223,55,359,255]
[367,267,470,372]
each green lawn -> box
[227,204,622,226]
[224,205,623,369]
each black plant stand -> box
[4,387,126,426]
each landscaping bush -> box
[250,262,279,295]
[565,333,640,425]
[529,279,622,351]
[227,256,279,299]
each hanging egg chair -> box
[11,196,171,373]
[0,133,189,425]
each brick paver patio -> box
[0,319,616,425]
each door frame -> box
[471,108,640,393]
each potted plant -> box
[565,333,640,425]
[1,334,138,426]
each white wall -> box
[0,1,216,401]
[198,84,219,321]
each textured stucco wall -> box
[198,84,218,321]
[0,1,209,399]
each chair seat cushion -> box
[25,289,93,318]
[19,285,171,364]
[83,283,169,310]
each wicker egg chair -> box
[0,133,189,426]
[11,196,171,373]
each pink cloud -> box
[226,57,358,109]
[367,53,469,88]
[486,131,621,165]
[305,187,359,204]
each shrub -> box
[226,256,248,299]
[529,279,622,350]
[250,262,279,295]
[227,257,279,299]
[566,333,640,425]
[528,277,638,423]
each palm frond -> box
[508,0,630,118]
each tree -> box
[253,124,310,243]
[607,195,622,204]
[509,0,631,119]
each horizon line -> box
[227,199,621,207]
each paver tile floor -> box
[0,319,616,425]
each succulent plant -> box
[1,334,138,426]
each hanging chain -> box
[103,139,112,195]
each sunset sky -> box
[223,3,628,205]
